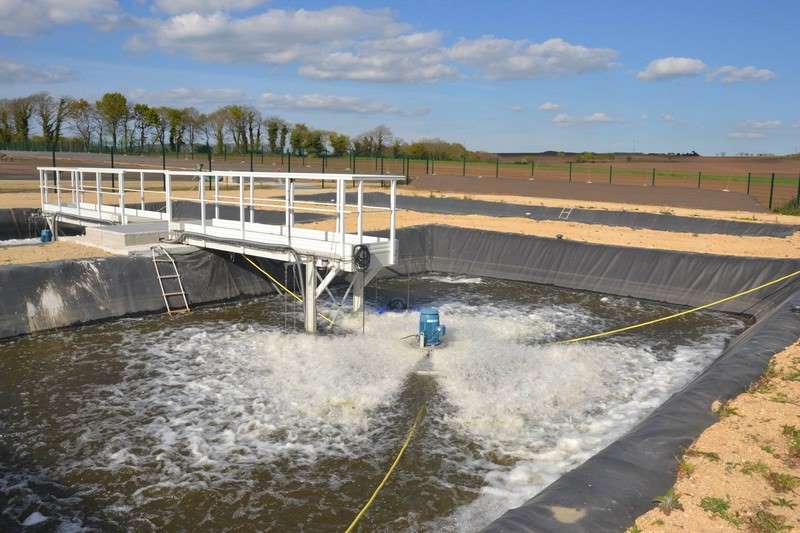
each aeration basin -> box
[0,274,746,531]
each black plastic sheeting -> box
[381,225,800,532]
[0,208,46,240]
[303,192,798,237]
[0,250,279,340]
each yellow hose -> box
[242,254,335,326]
[559,268,800,344]
[344,405,425,533]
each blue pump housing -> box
[40,228,52,243]
[419,307,446,347]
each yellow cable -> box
[559,268,800,344]
[344,405,425,533]
[242,254,335,326]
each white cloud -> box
[510,105,523,112]
[728,132,766,139]
[127,87,246,109]
[709,65,776,84]
[152,0,266,15]
[448,36,617,79]
[128,7,407,63]
[637,57,707,81]
[298,48,456,83]
[0,57,72,83]
[552,112,620,127]
[661,113,674,122]
[743,119,781,130]
[0,0,120,36]
[538,101,560,111]
[259,93,419,115]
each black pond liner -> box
[301,192,799,237]
[1,224,799,532]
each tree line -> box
[0,91,494,161]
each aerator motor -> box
[418,307,446,348]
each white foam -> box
[0,237,41,247]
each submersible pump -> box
[418,308,446,348]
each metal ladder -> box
[151,246,190,315]
[558,207,574,220]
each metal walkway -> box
[39,166,404,332]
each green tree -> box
[10,97,34,142]
[95,92,128,150]
[304,130,325,156]
[67,98,96,147]
[278,122,289,153]
[265,117,283,153]
[0,100,14,144]
[290,123,310,155]
[131,103,151,151]
[328,132,350,156]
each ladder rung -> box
[159,274,179,279]
[164,292,185,297]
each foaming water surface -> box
[0,275,746,531]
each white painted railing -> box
[38,167,403,266]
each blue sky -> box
[1,0,798,154]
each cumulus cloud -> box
[151,0,266,15]
[728,132,765,139]
[448,36,617,79]
[259,93,422,115]
[743,119,781,130]
[637,57,707,81]
[709,65,776,84]
[127,87,246,108]
[0,0,120,36]
[552,112,620,127]
[538,102,560,111]
[661,113,674,122]
[0,57,72,83]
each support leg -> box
[304,259,317,333]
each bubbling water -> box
[0,275,744,531]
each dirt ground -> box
[631,342,800,532]
[300,209,800,259]
[0,239,110,265]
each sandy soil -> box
[632,342,800,532]
[0,239,110,265]
[299,209,800,259]
[397,189,800,226]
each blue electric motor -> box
[419,307,446,347]
[40,228,52,243]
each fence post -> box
[697,171,702,189]
[769,172,775,210]
[432,158,435,174]
[207,143,212,172]
[111,144,115,169]
[288,152,292,172]
[462,155,466,176]
[426,157,429,174]
[609,165,613,184]
[352,153,355,173]
[530,160,534,178]
[568,161,572,183]
[250,150,254,172]
[495,158,499,178]
[381,156,384,174]
[51,145,56,167]
[746,172,751,195]
[406,157,410,178]
[651,168,655,186]
[795,174,800,206]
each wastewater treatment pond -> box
[0,274,746,531]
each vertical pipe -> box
[288,152,292,172]
[214,175,220,219]
[651,168,656,186]
[569,162,572,183]
[239,176,245,240]
[530,160,534,178]
[200,174,205,233]
[165,171,173,225]
[390,179,397,264]
[56,170,61,210]
[207,144,212,171]
[249,175,254,223]
[339,179,345,258]
[495,158,499,178]
[118,172,126,224]
[250,150,254,172]
[425,157,429,175]
[769,172,775,210]
[352,153,356,173]
[77,171,82,217]
[380,156,384,174]
[140,171,145,210]
[289,178,295,228]
[357,180,364,244]
[697,171,702,189]
[285,177,291,230]
[39,169,45,207]
[95,171,101,219]
[609,165,613,184]
[746,172,752,195]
